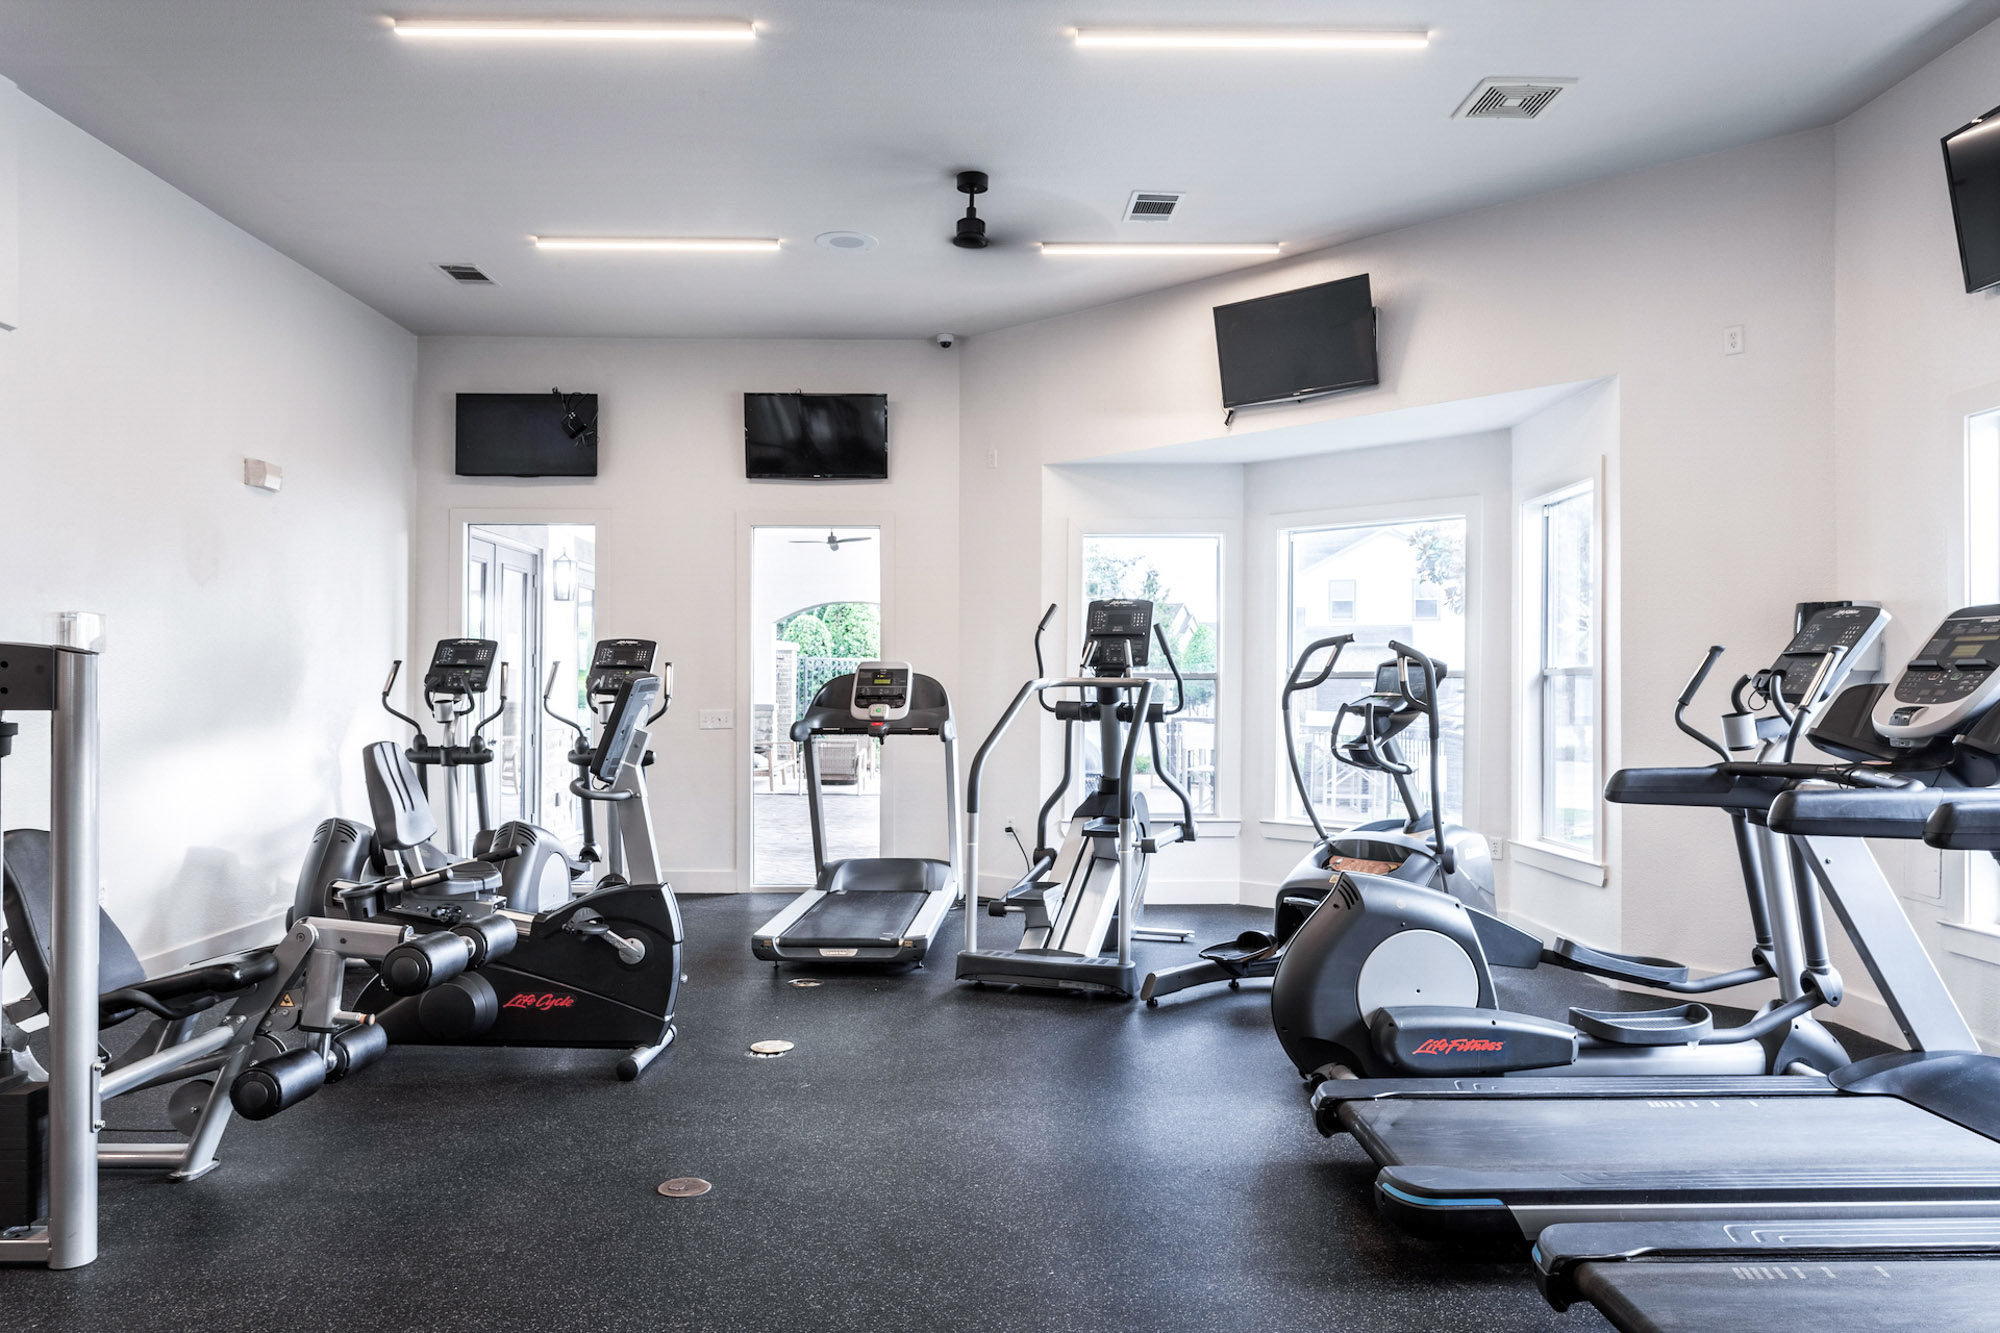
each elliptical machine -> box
[1142,637,1493,1006]
[378,639,582,914]
[1269,600,1890,1083]
[540,638,670,890]
[322,670,683,1081]
[957,600,1197,998]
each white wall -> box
[1832,14,2000,1041]
[411,337,960,891]
[960,127,1840,1006]
[0,89,416,964]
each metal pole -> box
[49,647,100,1270]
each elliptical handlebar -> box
[1281,635,1354,842]
[1386,640,1455,877]
[471,662,510,744]
[1151,624,1188,718]
[1675,645,1730,760]
[647,663,674,725]
[541,661,590,745]
[1034,603,1059,714]
[379,660,430,741]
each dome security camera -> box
[935,333,957,350]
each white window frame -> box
[1327,579,1357,621]
[1516,480,1602,872]
[1265,498,1481,840]
[1076,528,1229,822]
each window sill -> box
[1942,919,2000,968]
[1510,839,1608,886]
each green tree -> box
[817,602,881,658]
[1179,622,1219,672]
[777,612,834,657]
[1405,525,1466,614]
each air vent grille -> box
[438,263,493,284]
[1124,190,1184,223]
[1455,78,1574,120]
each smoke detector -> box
[437,263,494,284]
[1454,77,1575,120]
[1124,191,1185,223]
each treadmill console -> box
[850,662,913,728]
[587,638,659,702]
[1083,600,1153,674]
[1770,603,1889,705]
[1873,605,2000,744]
[424,638,498,696]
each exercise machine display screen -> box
[1372,657,1445,704]
[1770,603,1887,704]
[587,638,659,699]
[1897,616,2000,705]
[1084,600,1153,672]
[850,662,913,723]
[425,638,497,695]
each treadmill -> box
[751,662,960,965]
[1515,795,2000,1332]
[1313,605,2000,1243]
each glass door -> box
[465,529,542,831]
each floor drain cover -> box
[657,1178,712,1198]
[788,979,823,989]
[748,1039,794,1058]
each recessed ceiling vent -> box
[1124,190,1185,222]
[1454,77,1574,120]
[438,263,494,284]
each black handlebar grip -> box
[1680,645,1726,709]
[326,1022,389,1083]
[231,1046,327,1120]
[381,931,472,995]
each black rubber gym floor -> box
[13,896,1877,1332]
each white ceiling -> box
[2,0,1995,339]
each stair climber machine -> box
[374,638,584,914]
[540,638,670,890]
[1271,599,1891,1086]
[751,662,961,965]
[0,646,501,1269]
[958,601,1198,998]
[307,670,684,1081]
[1142,638,1493,1006]
[1313,605,2000,1253]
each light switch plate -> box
[699,709,733,730]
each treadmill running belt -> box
[1575,1258,2000,1333]
[786,890,930,945]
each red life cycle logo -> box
[1411,1037,1506,1055]
[502,991,578,1012]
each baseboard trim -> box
[141,912,288,976]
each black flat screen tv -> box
[1213,274,1379,410]
[745,392,889,480]
[1944,106,2000,294]
[456,392,598,477]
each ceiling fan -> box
[792,530,873,551]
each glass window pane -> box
[1541,670,1594,848]
[1544,492,1592,670]
[1080,534,1221,816]
[1283,517,1467,826]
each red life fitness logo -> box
[502,991,578,1012]
[1411,1037,1506,1055]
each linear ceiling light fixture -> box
[1072,27,1428,51]
[392,18,757,41]
[1039,242,1281,257]
[531,236,781,252]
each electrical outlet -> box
[1488,836,1507,861]
[699,709,733,730]
[1722,324,1745,356]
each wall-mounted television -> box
[1213,274,1379,410]
[455,392,598,477]
[745,392,889,480]
[1944,106,2000,294]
